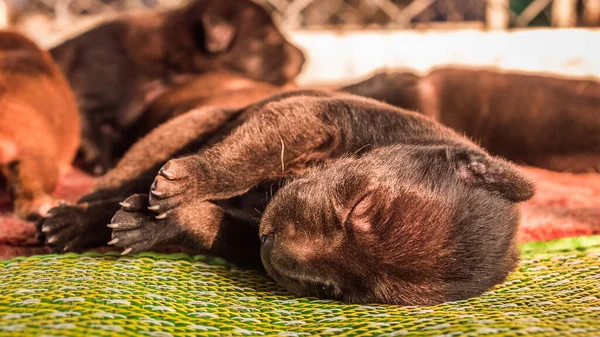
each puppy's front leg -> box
[146,96,352,215]
[110,194,262,267]
[147,93,452,212]
[113,95,349,256]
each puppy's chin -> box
[260,240,342,300]
[265,263,342,300]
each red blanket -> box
[1,167,599,259]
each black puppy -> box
[115,71,291,159]
[51,0,305,175]
[38,91,534,305]
[341,67,600,173]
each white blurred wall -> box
[287,28,600,85]
[38,21,600,85]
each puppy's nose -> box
[260,233,275,267]
[261,233,274,246]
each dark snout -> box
[259,230,340,300]
[260,233,275,271]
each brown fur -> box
[39,90,533,305]
[0,30,80,220]
[50,0,305,174]
[340,67,600,173]
[117,71,293,157]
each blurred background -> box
[3,0,600,31]
[1,0,598,84]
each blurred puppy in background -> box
[341,67,600,173]
[0,30,80,220]
[50,0,305,174]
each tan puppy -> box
[0,31,80,220]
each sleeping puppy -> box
[115,71,292,158]
[50,0,305,175]
[0,31,80,220]
[340,67,600,173]
[38,91,534,305]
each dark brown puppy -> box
[340,67,600,173]
[117,71,293,156]
[38,91,534,305]
[51,0,305,174]
[0,30,80,220]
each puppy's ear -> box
[193,13,236,54]
[453,150,535,202]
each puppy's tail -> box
[0,138,17,165]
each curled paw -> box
[36,205,91,252]
[109,194,180,255]
[148,158,201,217]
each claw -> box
[41,225,51,233]
[108,238,119,245]
[155,212,167,220]
[119,202,132,208]
[151,190,163,197]
[159,168,176,180]
[47,236,57,244]
[148,205,160,211]
[121,248,132,255]
[107,223,120,229]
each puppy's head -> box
[259,145,534,305]
[166,0,305,85]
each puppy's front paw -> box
[148,158,203,217]
[110,194,180,254]
[36,205,88,252]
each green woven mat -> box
[1,236,600,337]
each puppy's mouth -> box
[260,234,341,300]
